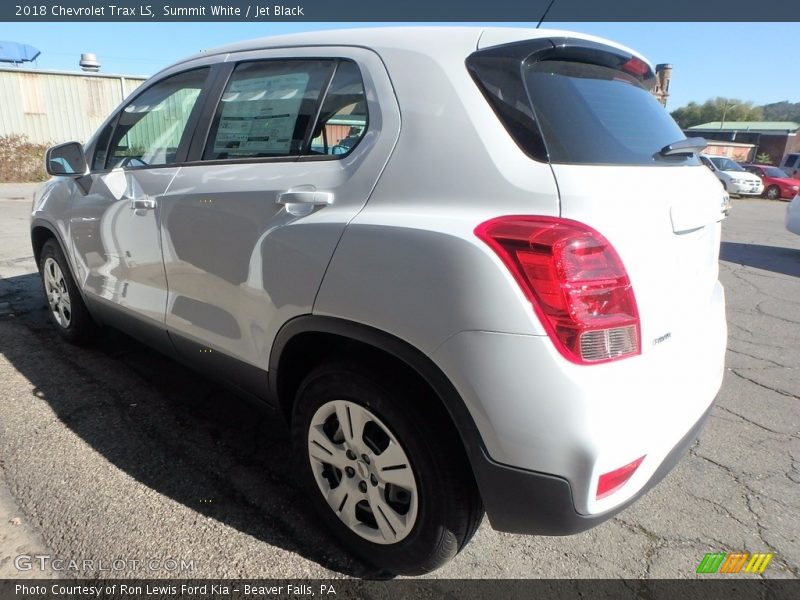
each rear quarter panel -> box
[313,44,561,354]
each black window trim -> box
[89,65,217,175]
[89,112,121,172]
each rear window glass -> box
[523,60,697,166]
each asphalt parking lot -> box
[0,184,798,579]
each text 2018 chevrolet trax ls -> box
[32,27,727,574]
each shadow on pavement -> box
[0,272,385,579]
[720,242,800,278]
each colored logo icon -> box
[696,552,773,574]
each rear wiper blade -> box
[658,137,707,157]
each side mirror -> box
[45,141,87,177]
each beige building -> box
[0,67,147,145]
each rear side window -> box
[204,60,333,160]
[523,60,696,166]
[308,61,368,156]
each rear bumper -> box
[472,402,713,534]
[431,279,726,522]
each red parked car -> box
[742,164,800,200]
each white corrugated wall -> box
[0,68,146,145]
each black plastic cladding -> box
[466,37,656,162]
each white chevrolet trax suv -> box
[33,27,727,574]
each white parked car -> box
[33,26,729,574]
[700,155,764,197]
[786,194,800,235]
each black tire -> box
[765,185,781,201]
[292,361,483,575]
[39,238,95,343]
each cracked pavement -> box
[0,186,797,579]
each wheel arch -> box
[269,315,486,471]
[31,220,60,267]
[31,218,92,309]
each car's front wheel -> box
[39,238,95,343]
[292,361,483,575]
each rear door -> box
[159,47,400,386]
[520,52,726,361]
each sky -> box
[2,21,797,110]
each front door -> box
[69,67,210,348]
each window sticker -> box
[213,72,310,156]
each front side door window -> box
[100,68,209,170]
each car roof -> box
[175,26,647,68]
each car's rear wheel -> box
[39,238,95,343]
[765,185,781,200]
[292,361,483,575]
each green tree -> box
[761,101,800,122]
[670,98,763,129]
[755,153,773,164]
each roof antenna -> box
[536,0,557,28]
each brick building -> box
[685,121,800,165]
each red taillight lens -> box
[475,216,640,364]
[597,456,645,499]
[621,57,651,78]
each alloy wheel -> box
[307,400,418,544]
[43,257,72,328]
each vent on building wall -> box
[79,53,100,72]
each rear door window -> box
[523,60,695,166]
[204,60,333,160]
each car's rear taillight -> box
[475,216,640,364]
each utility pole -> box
[720,100,737,130]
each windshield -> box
[523,60,697,166]
[710,157,745,172]
[764,166,787,178]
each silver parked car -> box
[32,27,728,574]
